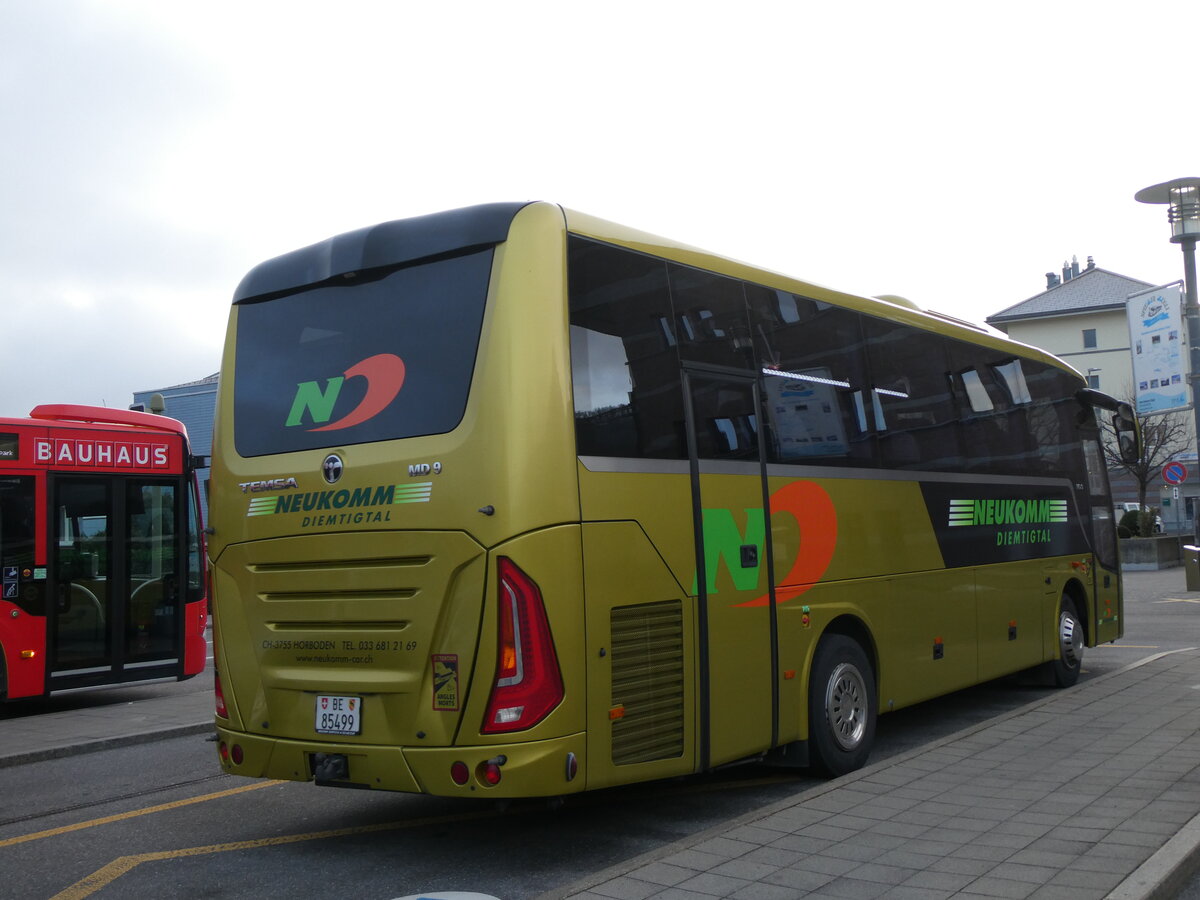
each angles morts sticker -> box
[432,654,459,711]
[921,482,1087,568]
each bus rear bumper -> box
[404,734,587,798]
[215,724,423,792]
[214,724,587,797]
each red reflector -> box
[214,670,229,719]
[231,744,244,765]
[450,762,470,785]
[482,763,502,786]
[219,742,229,762]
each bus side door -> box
[50,476,184,686]
[685,371,777,768]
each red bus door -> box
[50,476,185,685]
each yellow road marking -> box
[41,766,804,899]
[50,809,503,900]
[0,780,281,849]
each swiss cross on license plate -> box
[315,694,362,735]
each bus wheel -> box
[809,634,876,777]
[1049,597,1084,688]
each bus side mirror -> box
[1113,402,1140,466]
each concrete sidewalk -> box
[0,687,213,767]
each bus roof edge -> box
[28,404,188,437]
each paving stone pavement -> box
[536,647,1200,900]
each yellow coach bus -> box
[209,201,1139,796]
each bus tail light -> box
[481,558,563,734]
[214,670,229,719]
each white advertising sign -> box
[762,367,850,458]
[1127,282,1187,415]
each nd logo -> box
[286,354,406,432]
[695,480,837,607]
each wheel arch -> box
[821,614,879,688]
[1062,577,1090,644]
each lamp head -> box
[1136,178,1200,243]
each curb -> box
[1109,809,1200,899]
[0,721,214,769]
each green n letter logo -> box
[693,508,765,595]
[286,377,345,427]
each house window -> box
[1087,373,1100,389]
[1082,328,1097,349]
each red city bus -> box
[0,404,207,700]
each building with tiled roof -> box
[986,257,1193,530]
[986,256,1154,399]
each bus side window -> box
[945,341,1033,475]
[1023,364,1088,477]
[747,284,876,468]
[862,318,962,471]
[0,476,37,580]
[568,237,686,459]
[667,264,752,370]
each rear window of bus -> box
[232,249,493,457]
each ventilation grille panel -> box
[610,599,684,765]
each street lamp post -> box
[1136,177,1200,538]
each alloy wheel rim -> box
[1059,609,1083,668]
[826,662,868,751]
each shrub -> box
[1119,510,1142,536]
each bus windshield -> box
[232,248,494,458]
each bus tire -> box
[1049,596,1084,688]
[808,634,876,777]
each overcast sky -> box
[2,1,1197,417]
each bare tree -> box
[1101,397,1192,533]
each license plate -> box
[315,694,362,735]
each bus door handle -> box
[740,545,759,568]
